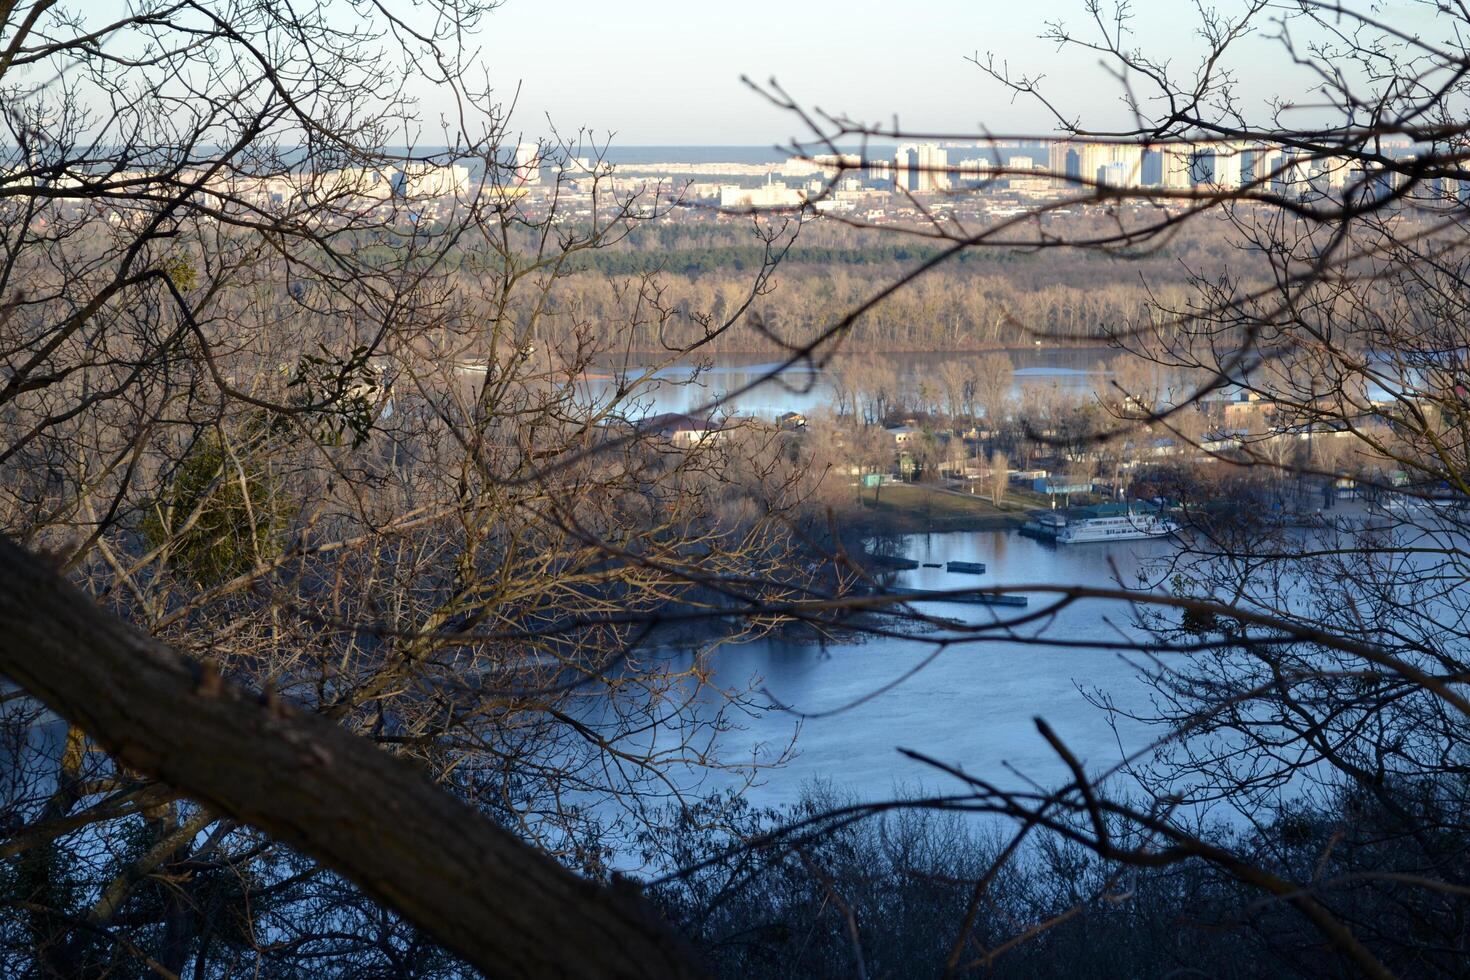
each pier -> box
[867,586,1028,607]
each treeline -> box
[638,780,1470,978]
[557,243,1053,276]
[496,216,1254,352]
[529,266,1202,352]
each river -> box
[685,528,1182,809]
[584,348,1116,420]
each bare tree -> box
[989,449,1009,508]
[971,352,1014,430]
[936,358,974,424]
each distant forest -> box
[521,214,1253,352]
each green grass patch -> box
[853,483,1046,533]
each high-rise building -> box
[1240,147,1262,186]
[1141,148,1163,186]
[1048,140,1082,185]
[892,143,950,192]
[1160,144,1195,189]
[893,144,917,192]
[1041,138,1306,194]
[956,157,992,183]
[1047,140,1144,188]
[391,163,472,199]
[1189,149,1216,186]
[514,142,540,185]
[916,144,949,191]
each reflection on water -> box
[695,530,1180,808]
[586,349,1116,420]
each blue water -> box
[681,529,1182,809]
[581,350,1113,420]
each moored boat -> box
[1055,506,1178,544]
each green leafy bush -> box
[141,428,287,584]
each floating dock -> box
[863,554,919,570]
[867,586,1028,607]
[945,560,987,575]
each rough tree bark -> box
[0,536,701,979]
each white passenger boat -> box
[1054,508,1179,544]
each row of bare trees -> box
[544,257,1213,352]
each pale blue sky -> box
[472,0,1364,144]
[68,1,1452,147]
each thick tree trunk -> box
[0,537,699,978]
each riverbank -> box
[848,483,1051,533]
[602,342,1114,355]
